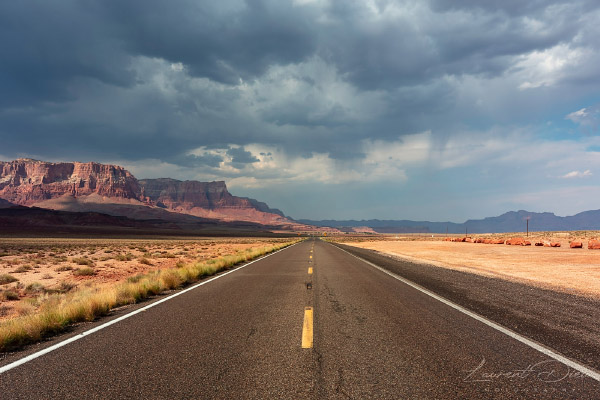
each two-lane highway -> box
[1,239,598,399]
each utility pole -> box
[526,217,530,237]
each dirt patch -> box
[340,236,600,299]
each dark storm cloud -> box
[318,0,583,90]
[0,0,316,108]
[429,0,598,16]
[1,0,599,169]
[227,146,259,164]
[101,0,318,84]
[0,1,134,108]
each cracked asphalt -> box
[0,239,598,399]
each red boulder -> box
[588,239,600,250]
[506,237,526,246]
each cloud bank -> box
[1,0,600,220]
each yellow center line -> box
[302,307,313,348]
[308,267,313,274]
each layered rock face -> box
[0,159,303,228]
[0,159,140,205]
[138,178,290,225]
[139,178,244,210]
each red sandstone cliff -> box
[0,159,139,205]
[0,159,316,230]
[138,178,290,225]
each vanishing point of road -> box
[1,239,599,399]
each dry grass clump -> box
[12,265,33,273]
[0,240,298,352]
[0,274,19,285]
[1,290,19,301]
[115,253,134,262]
[138,257,153,266]
[72,267,96,276]
[72,257,94,266]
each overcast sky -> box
[2,0,600,221]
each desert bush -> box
[14,300,36,316]
[138,257,153,266]
[72,257,93,266]
[126,274,144,283]
[25,282,46,294]
[58,282,77,293]
[13,265,33,273]
[73,267,95,276]
[115,253,134,262]
[55,265,73,272]
[159,270,183,290]
[0,274,18,285]
[1,290,19,301]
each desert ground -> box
[337,232,600,299]
[0,237,291,321]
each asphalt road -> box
[1,239,599,399]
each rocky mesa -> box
[138,178,290,225]
[0,159,311,230]
[0,159,139,205]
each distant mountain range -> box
[299,209,600,234]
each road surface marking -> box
[0,243,300,375]
[336,245,600,383]
[302,307,314,348]
[308,267,313,274]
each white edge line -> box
[0,242,300,375]
[334,244,600,383]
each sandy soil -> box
[0,237,289,320]
[341,236,600,299]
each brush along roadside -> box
[0,240,300,352]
